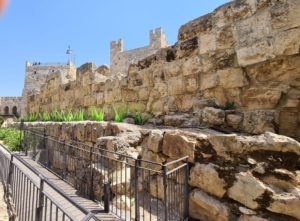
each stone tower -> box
[21,61,76,115]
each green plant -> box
[50,110,65,122]
[89,107,105,121]
[40,112,51,121]
[0,116,4,126]
[63,111,75,121]
[222,102,236,110]
[133,112,150,125]
[113,105,127,122]
[0,128,23,151]
[28,113,39,122]
[73,109,85,121]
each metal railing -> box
[23,126,189,221]
[0,143,101,221]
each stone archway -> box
[12,106,18,116]
[4,106,9,115]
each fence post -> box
[63,141,67,179]
[44,128,50,168]
[103,182,110,213]
[183,161,189,220]
[7,155,14,185]
[19,120,24,154]
[35,175,45,221]
[162,163,168,221]
[134,159,140,221]
[89,146,94,200]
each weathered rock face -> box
[26,0,300,141]
[21,121,300,221]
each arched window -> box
[4,106,9,115]
[12,106,18,116]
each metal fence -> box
[23,127,189,221]
[0,143,102,221]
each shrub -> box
[0,128,23,151]
[113,105,127,122]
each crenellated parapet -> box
[110,27,169,77]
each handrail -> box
[0,143,102,221]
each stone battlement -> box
[110,27,168,76]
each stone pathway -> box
[0,182,9,221]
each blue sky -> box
[0,0,230,96]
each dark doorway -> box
[12,106,18,116]
[4,106,9,115]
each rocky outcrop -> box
[21,121,300,220]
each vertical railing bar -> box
[36,175,45,221]
[162,164,168,221]
[134,158,140,221]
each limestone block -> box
[113,195,134,211]
[189,189,231,221]
[226,114,243,129]
[141,148,166,171]
[189,163,226,198]
[147,130,164,153]
[242,110,276,134]
[202,107,225,126]
[236,39,275,67]
[233,9,271,47]
[274,28,300,56]
[279,110,298,138]
[216,25,235,50]
[238,215,269,221]
[209,132,300,160]
[228,172,269,209]
[181,55,201,76]
[268,193,300,220]
[110,167,132,195]
[149,175,164,200]
[162,130,198,163]
[74,123,86,141]
[200,73,219,90]
[218,68,248,89]
[242,87,283,109]
[270,0,300,31]
[185,75,199,93]
[199,32,217,54]
[138,87,150,101]
[164,114,190,127]
[167,77,185,95]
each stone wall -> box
[110,27,168,76]
[27,0,300,140]
[0,97,22,116]
[22,121,300,221]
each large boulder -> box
[189,163,226,198]
[228,172,271,209]
[162,130,200,162]
[189,189,232,221]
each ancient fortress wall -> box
[27,0,300,141]
[110,27,168,76]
